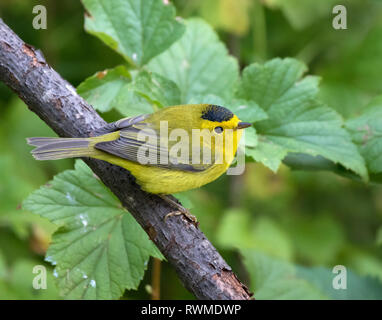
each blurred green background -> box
[1,0,382,299]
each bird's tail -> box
[27,137,94,160]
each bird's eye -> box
[214,126,224,134]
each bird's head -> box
[199,104,251,133]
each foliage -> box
[346,96,382,178]
[0,0,382,300]
[241,249,382,300]
[23,161,163,299]
[83,0,185,66]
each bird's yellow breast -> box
[111,158,231,194]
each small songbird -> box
[27,104,251,222]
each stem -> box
[151,258,161,300]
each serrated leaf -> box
[82,0,185,66]
[23,160,162,300]
[230,99,268,123]
[115,88,155,117]
[77,66,131,113]
[130,70,181,107]
[282,153,364,181]
[237,58,309,110]
[238,58,367,180]
[246,138,288,172]
[244,127,258,148]
[77,67,157,116]
[346,95,382,175]
[148,18,239,103]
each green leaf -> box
[23,160,162,299]
[230,99,268,123]
[318,81,369,119]
[82,0,185,66]
[187,93,226,107]
[148,18,239,103]
[283,153,340,172]
[130,70,181,107]
[77,67,164,116]
[115,85,156,117]
[77,66,131,113]
[237,57,309,110]
[238,58,368,180]
[244,127,258,148]
[244,249,382,300]
[346,95,382,175]
[246,139,288,172]
[241,249,326,299]
[282,153,364,181]
[297,266,382,300]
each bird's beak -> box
[237,122,252,129]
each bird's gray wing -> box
[94,120,214,172]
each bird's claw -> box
[164,209,199,227]
[159,194,199,227]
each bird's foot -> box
[164,209,198,225]
[159,194,199,227]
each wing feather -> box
[94,119,214,172]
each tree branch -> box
[0,19,252,300]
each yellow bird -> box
[28,104,251,222]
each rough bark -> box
[0,19,252,300]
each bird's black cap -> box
[201,105,234,123]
